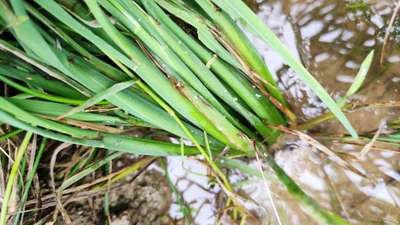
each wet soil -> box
[68,170,172,225]
[240,0,400,224]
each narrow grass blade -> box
[79,0,251,149]
[152,0,284,125]
[8,98,126,125]
[67,148,100,177]
[58,80,135,119]
[137,0,281,141]
[193,0,286,105]
[1,0,67,74]
[0,39,91,97]
[35,0,223,145]
[0,64,84,99]
[337,50,374,107]
[59,152,122,190]
[264,156,352,225]
[109,0,277,140]
[12,137,47,225]
[0,110,199,156]
[154,0,241,69]
[0,129,23,142]
[0,97,99,139]
[0,109,104,147]
[220,157,263,177]
[0,75,86,105]
[211,0,358,138]
[24,2,131,83]
[97,157,155,188]
[99,0,248,132]
[1,5,203,144]
[0,131,32,225]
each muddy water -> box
[166,1,400,225]
[245,0,400,224]
[250,0,400,127]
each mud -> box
[240,0,400,224]
[68,170,172,225]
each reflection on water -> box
[167,157,219,225]
[167,0,400,224]
[248,0,400,224]
[249,0,400,124]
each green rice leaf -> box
[58,80,136,119]
[154,0,241,69]
[194,0,286,105]
[0,109,199,156]
[145,0,285,127]
[9,98,126,125]
[337,50,374,107]
[0,64,84,99]
[0,75,86,105]
[12,137,47,225]
[59,152,122,190]
[0,131,32,225]
[0,97,99,138]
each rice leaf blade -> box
[58,80,136,119]
[337,50,374,106]
[0,131,32,225]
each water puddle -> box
[165,0,400,224]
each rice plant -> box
[0,0,375,224]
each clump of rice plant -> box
[0,0,373,224]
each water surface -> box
[167,1,400,224]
